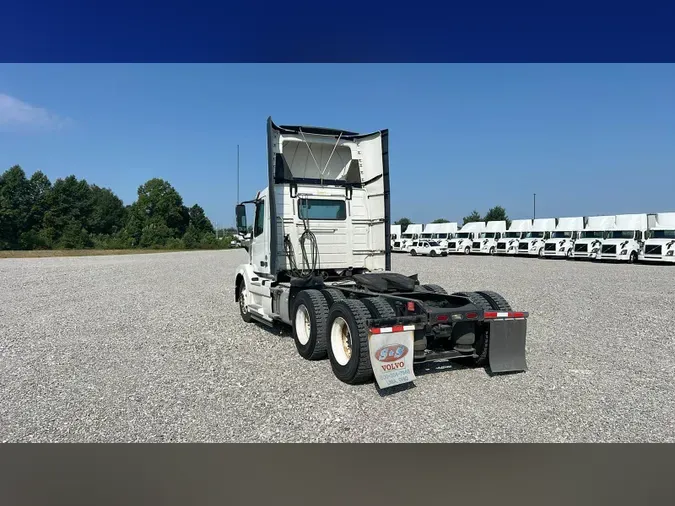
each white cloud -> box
[0,93,71,131]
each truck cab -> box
[516,218,556,257]
[390,224,402,250]
[571,215,615,260]
[495,219,532,255]
[399,223,423,252]
[471,220,506,255]
[640,212,675,263]
[597,214,651,263]
[543,216,584,258]
[419,222,458,249]
[447,221,486,254]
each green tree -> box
[432,218,450,223]
[483,205,511,228]
[0,165,33,249]
[41,175,95,248]
[188,204,214,235]
[394,217,412,232]
[124,178,189,246]
[462,210,483,225]
[88,185,127,236]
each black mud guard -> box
[487,318,528,373]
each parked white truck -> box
[419,222,458,248]
[640,212,675,263]
[447,221,486,254]
[399,223,423,252]
[543,216,585,258]
[516,218,557,257]
[234,118,529,389]
[471,221,507,255]
[495,219,532,255]
[597,213,651,263]
[571,215,615,260]
[390,224,402,249]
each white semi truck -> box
[399,223,423,251]
[640,212,675,263]
[470,221,507,255]
[447,221,486,254]
[495,219,533,255]
[571,215,615,260]
[597,213,651,263]
[543,216,585,258]
[234,118,529,389]
[516,218,557,257]
[390,224,402,249]
[419,222,458,248]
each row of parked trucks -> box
[390,213,675,263]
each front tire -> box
[538,248,544,258]
[430,250,437,257]
[629,251,638,263]
[238,281,253,323]
[410,250,417,256]
[292,289,329,360]
[464,247,470,255]
[489,247,495,255]
[326,299,374,384]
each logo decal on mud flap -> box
[374,344,409,363]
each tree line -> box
[0,165,233,251]
[394,205,512,231]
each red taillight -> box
[511,312,525,318]
[437,314,448,322]
[484,311,498,319]
[465,312,477,319]
[407,301,415,312]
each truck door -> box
[250,196,270,276]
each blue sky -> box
[1,64,674,227]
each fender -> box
[234,263,269,301]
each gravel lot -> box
[1,249,674,442]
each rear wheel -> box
[452,291,494,366]
[362,296,397,320]
[327,299,375,384]
[292,289,329,360]
[475,290,512,311]
[421,284,448,294]
[321,288,346,307]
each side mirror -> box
[235,204,247,234]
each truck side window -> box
[254,200,265,237]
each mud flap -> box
[487,319,528,373]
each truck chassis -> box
[235,271,528,386]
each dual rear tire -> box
[290,290,397,384]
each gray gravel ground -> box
[1,250,674,442]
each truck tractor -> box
[516,218,557,257]
[470,220,507,255]
[495,219,533,255]
[233,118,529,389]
[419,222,458,248]
[446,221,486,255]
[399,223,423,252]
[390,224,402,250]
[571,215,616,260]
[640,212,675,263]
[597,213,652,263]
[543,216,584,258]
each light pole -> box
[533,193,536,220]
